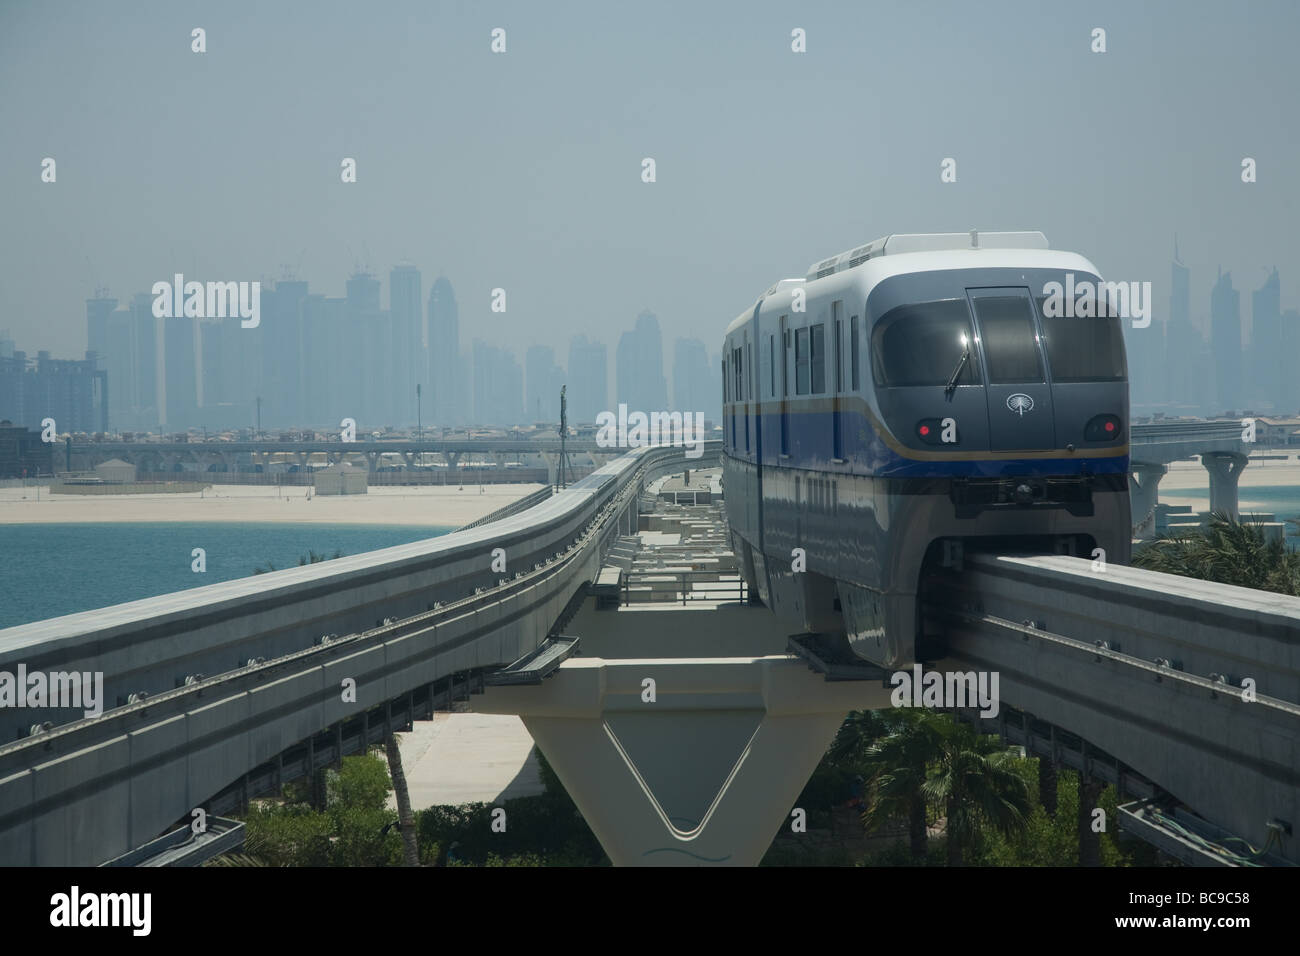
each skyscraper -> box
[162,312,199,430]
[1163,243,1198,410]
[130,293,159,428]
[567,335,607,423]
[390,264,424,426]
[672,337,713,416]
[1210,269,1242,412]
[472,340,523,425]
[299,294,348,426]
[427,277,460,426]
[344,272,386,427]
[525,345,565,421]
[1251,267,1281,411]
[259,279,308,427]
[615,310,667,412]
[1281,309,1300,415]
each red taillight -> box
[1084,414,1122,441]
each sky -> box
[2,0,1298,360]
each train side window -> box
[850,316,860,390]
[795,327,810,395]
[747,342,753,401]
[722,354,728,403]
[782,320,790,397]
[810,323,826,394]
[769,335,775,396]
[832,301,843,392]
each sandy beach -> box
[0,482,544,527]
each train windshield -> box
[970,294,1045,384]
[1034,295,1128,382]
[871,299,980,387]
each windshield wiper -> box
[944,346,970,397]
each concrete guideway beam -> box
[478,654,892,865]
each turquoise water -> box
[0,523,450,629]
[1165,484,1300,545]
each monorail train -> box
[721,232,1130,668]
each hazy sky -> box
[3,0,1298,360]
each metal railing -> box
[458,485,555,530]
[621,570,748,605]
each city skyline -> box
[1,263,725,432]
[5,2,1299,367]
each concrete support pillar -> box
[478,655,892,866]
[1202,452,1248,520]
[1038,758,1058,818]
[1128,463,1167,539]
[541,452,559,488]
[1077,776,1104,867]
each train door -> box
[779,314,790,457]
[966,288,1057,451]
[750,304,765,555]
[832,300,844,461]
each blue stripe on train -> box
[724,407,1129,478]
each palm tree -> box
[254,549,345,575]
[1133,510,1300,595]
[827,709,893,766]
[384,732,420,867]
[923,718,1032,866]
[859,710,945,862]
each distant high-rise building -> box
[525,345,565,421]
[672,337,713,417]
[162,312,200,429]
[1251,267,1281,411]
[1162,244,1199,410]
[85,294,116,362]
[472,340,523,425]
[390,264,424,426]
[0,330,14,358]
[257,280,308,427]
[344,272,387,427]
[567,335,607,423]
[615,310,667,411]
[130,293,160,428]
[1281,309,1300,415]
[1123,257,1166,409]
[427,277,461,426]
[298,295,347,426]
[1210,268,1242,412]
[0,350,105,435]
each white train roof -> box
[724,232,1102,340]
[805,231,1048,281]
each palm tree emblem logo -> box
[1006,393,1035,416]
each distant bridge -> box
[1129,421,1253,537]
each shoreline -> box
[0,483,544,527]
